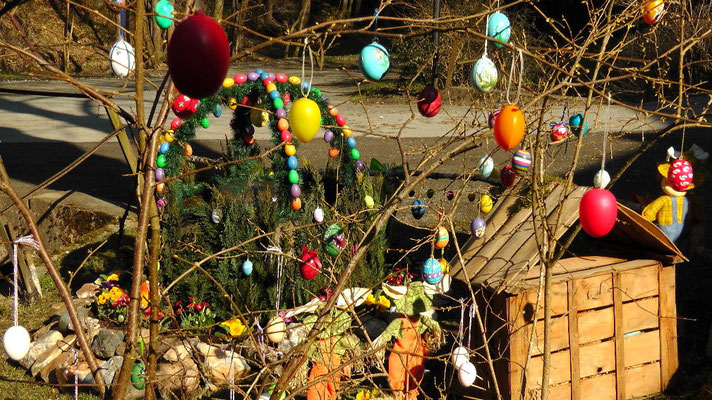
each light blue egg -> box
[471,56,498,93]
[287,155,298,170]
[347,137,356,148]
[569,113,589,136]
[487,12,511,48]
[422,257,443,284]
[159,141,170,154]
[242,259,253,276]
[255,69,264,75]
[269,90,280,100]
[359,42,390,81]
[301,81,311,91]
[260,72,270,81]
[213,105,222,118]
[478,156,494,178]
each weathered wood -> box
[624,330,661,368]
[520,259,662,289]
[572,272,614,312]
[0,215,41,298]
[508,293,530,400]
[625,361,662,399]
[516,282,568,321]
[658,265,678,387]
[527,350,571,388]
[619,264,659,301]
[568,280,581,400]
[613,273,626,400]
[581,372,617,400]
[622,297,659,333]
[580,340,616,378]
[524,256,623,282]
[614,203,686,262]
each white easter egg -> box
[458,361,477,387]
[451,346,470,368]
[313,207,324,223]
[4,325,31,361]
[594,169,611,189]
[109,40,136,78]
[478,156,494,178]
[470,56,498,93]
[265,316,286,343]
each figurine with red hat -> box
[642,158,694,243]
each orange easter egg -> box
[642,0,664,25]
[291,197,302,210]
[493,104,525,151]
[184,144,193,157]
[328,147,340,158]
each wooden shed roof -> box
[449,183,686,294]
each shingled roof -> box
[449,182,685,294]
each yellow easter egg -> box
[250,107,269,127]
[285,143,296,156]
[222,78,234,88]
[266,83,277,93]
[288,76,301,85]
[342,126,352,138]
[228,97,237,110]
[438,258,450,274]
[289,98,321,143]
[480,194,493,213]
[164,131,175,143]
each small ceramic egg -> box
[487,12,511,48]
[313,207,325,223]
[422,257,443,284]
[359,41,390,81]
[478,156,494,178]
[242,259,253,276]
[470,218,486,239]
[434,226,449,248]
[511,149,532,173]
[471,55,498,93]
[153,0,174,29]
[458,361,477,387]
[4,326,31,361]
[266,316,286,343]
[594,169,611,189]
[109,40,136,78]
[364,195,375,208]
[480,194,493,213]
[451,346,469,368]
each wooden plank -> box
[527,350,571,388]
[508,294,529,400]
[616,203,686,262]
[581,372,617,400]
[514,282,568,322]
[524,256,624,281]
[580,340,615,378]
[624,330,660,368]
[658,265,678,388]
[572,273,613,312]
[579,306,614,345]
[613,273,626,400]
[530,315,570,356]
[568,280,581,400]
[520,259,661,289]
[619,264,659,301]
[625,361,662,399]
[622,297,659,333]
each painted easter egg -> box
[131,362,146,390]
[170,118,182,130]
[579,188,617,238]
[411,199,426,219]
[3,326,30,361]
[494,104,525,150]
[359,42,390,81]
[156,154,167,168]
[500,165,516,188]
[667,159,694,192]
[266,316,286,343]
[290,98,321,143]
[155,167,165,181]
[439,258,450,274]
[480,194,493,213]
[423,257,443,284]
[364,195,375,208]
[154,0,174,29]
[478,156,494,178]
[299,246,322,280]
[313,207,324,223]
[105,0,125,12]
[347,137,357,149]
[167,11,230,99]
[470,218,486,239]
[451,346,469,368]
[594,170,611,189]
[172,94,199,119]
[291,198,302,211]
[417,86,442,117]
[551,123,568,142]
[287,156,298,170]
[109,40,135,78]
[323,224,346,256]
[569,113,588,136]
[488,109,500,129]
[487,12,511,48]
[471,56,498,93]
[434,226,449,248]
[159,142,170,154]
[512,149,532,173]
[323,130,334,143]
[458,361,478,387]
[288,170,299,184]
[250,107,269,127]
[242,259,253,275]
[643,0,664,25]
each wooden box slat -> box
[619,265,659,301]
[625,362,662,399]
[624,330,661,368]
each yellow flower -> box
[356,389,379,400]
[364,294,377,306]
[377,296,390,311]
[109,287,125,303]
[221,317,247,337]
[97,292,110,305]
[106,273,119,282]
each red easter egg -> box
[172,95,200,119]
[299,246,321,280]
[494,104,525,150]
[579,188,618,238]
[500,165,516,188]
[276,73,288,83]
[167,11,229,99]
[170,118,182,130]
[234,74,247,84]
[281,92,291,105]
[417,86,442,118]
[335,115,346,126]
[280,130,292,142]
[262,78,273,87]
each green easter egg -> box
[131,362,146,390]
[201,117,210,128]
[288,169,299,184]
[350,148,360,160]
[154,0,174,29]
[156,154,166,168]
[273,98,284,109]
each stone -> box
[76,282,99,299]
[39,350,71,382]
[204,348,250,388]
[91,329,125,359]
[278,323,308,353]
[62,360,92,386]
[57,306,91,333]
[85,317,102,342]
[156,358,200,394]
[31,334,76,376]
[163,342,194,362]
[19,330,63,369]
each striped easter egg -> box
[423,257,443,284]
[434,226,449,248]
[511,149,532,173]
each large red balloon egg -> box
[494,104,525,150]
[167,11,230,100]
[579,188,617,238]
[417,86,441,118]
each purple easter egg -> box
[155,167,165,181]
[276,108,287,119]
[470,218,486,239]
[324,130,334,143]
[322,96,330,105]
[290,184,301,198]
[247,72,259,81]
[356,160,366,171]
[268,72,275,80]
[156,198,167,209]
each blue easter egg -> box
[359,42,390,81]
[255,69,264,75]
[411,199,426,219]
[347,137,357,148]
[287,155,298,170]
[213,105,222,118]
[569,113,589,136]
[423,257,443,284]
[159,141,170,154]
[301,81,311,91]
[487,12,511,48]
[242,259,253,276]
[269,90,280,100]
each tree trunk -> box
[233,0,249,53]
[213,0,224,20]
[339,0,352,18]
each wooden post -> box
[106,108,143,204]
[567,280,581,400]
[613,273,626,400]
[658,265,678,388]
[0,215,41,299]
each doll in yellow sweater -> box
[642,158,694,243]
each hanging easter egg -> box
[551,123,568,142]
[299,246,322,280]
[478,156,494,178]
[157,198,167,211]
[667,158,694,191]
[512,149,532,173]
[411,199,426,219]
[172,94,199,119]
[154,0,174,29]
[500,165,516,188]
[470,56,498,93]
[323,224,346,256]
[451,346,469,368]
[211,209,223,224]
[131,362,147,390]
[487,12,511,48]
[458,361,478,387]
[356,160,366,171]
[104,0,125,12]
[417,86,442,117]
[313,207,325,223]
[488,109,500,129]
[290,98,321,143]
[643,0,664,25]
[359,41,390,81]
[494,104,525,150]
[470,218,486,239]
[422,257,443,284]
[250,107,269,127]
[480,194,493,213]
[167,11,230,99]
[579,188,617,238]
[364,195,375,208]
[200,117,210,128]
[109,40,135,78]
[569,113,589,136]
[594,169,611,189]
[291,198,302,211]
[242,259,253,276]
[434,226,449,249]
[266,316,286,343]
[184,144,193,157]
[351,148,361,160]
[439,258,450,274]
[159,142,170,154]
[4,326,30,361]
[287,156,298,170]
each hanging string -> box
[466,303,475,348]
[73,348,79,400]
[119,9,126,40]
[373,8,379,40]
[680,122,686,156]
[300,38,314,98]
[431,0,441,86]
[505,50,524,104]
[12,235,39,327]
[228,344,235,400]
[601,93,610,172]
[483,15,490,57]
[457,298,466,345]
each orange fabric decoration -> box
[388,317,425,400]
[307,338,350,400]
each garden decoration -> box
[470,218,486,239]
[471,16,498,93]
[300,246,322,280]
[478,155,494,178]
[494,51,526,150]
[500,165,516,187]
[167,11,230,99]
[512,148,532,173]
[569,112,589,136]
[3,235,39,361]
[109,39,134,78]
[422,257,443,284]
[411,199,426,219]
[434,226,449,249]
[642,0,664,25]
[242,259,253,276]
[487,11,511,48]
[323,224,347,256]
[480,194,493,213]
[488,109,500,129]
[417,85,442,118]
[359,8,390,81]
[154,0,174,29]
[550,122,568,142]
[105,0,124,12]
[373,282,441,400]
[642,158,694,243]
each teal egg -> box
[287,155,298,170]
[423,257,443,284]
[154,0,174,29]
[471,56,498,93]
[359,42,390,81]
[288,170,299,184]
[242,259,253,276]
[487,12,511,48]
[569,113,589,136]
